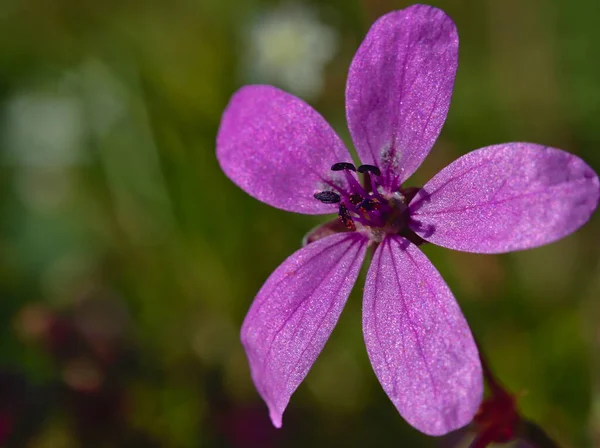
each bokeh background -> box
[1,0,599,446]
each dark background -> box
[1,0,599,446]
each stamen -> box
[331,162,356,172]
[368,175,383,200]
[357,164,381,176]
[341,169,368,198]
[349,193,363,206]
[338,203,356,231]
[314,191,341,204]
[315,160,401,232]
[359,198,380,211]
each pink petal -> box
[363,236,482,436]
[242,233,368,427]
[217,85,352,214]
[346,5,458,191]
[409,143,599,253]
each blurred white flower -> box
[243,2,339,99]
[2,87,87,212]
[3,91,86,167]
[2,60,127,171]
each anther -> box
[338,203,356,231]
[331,162,356,172]
[349,193,363,206]
[360,198,380,211]
[314,191,341,204]
[357,164,381,176]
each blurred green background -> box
[0,0,599,446]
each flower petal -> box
[363,236,482,436]
[346,5,458,191]
[242,233,368,427]
[217,85,352,214]
[409,143,600,253]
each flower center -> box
[314,162,425,245]
[312,162,400,229]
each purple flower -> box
[216,5,599,436]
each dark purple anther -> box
[360,198,379,211]
[338,203,356,231]
[357,164,381,176]
[349,193,363,206]
[331,162,356,172]
[314,191,341,204]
